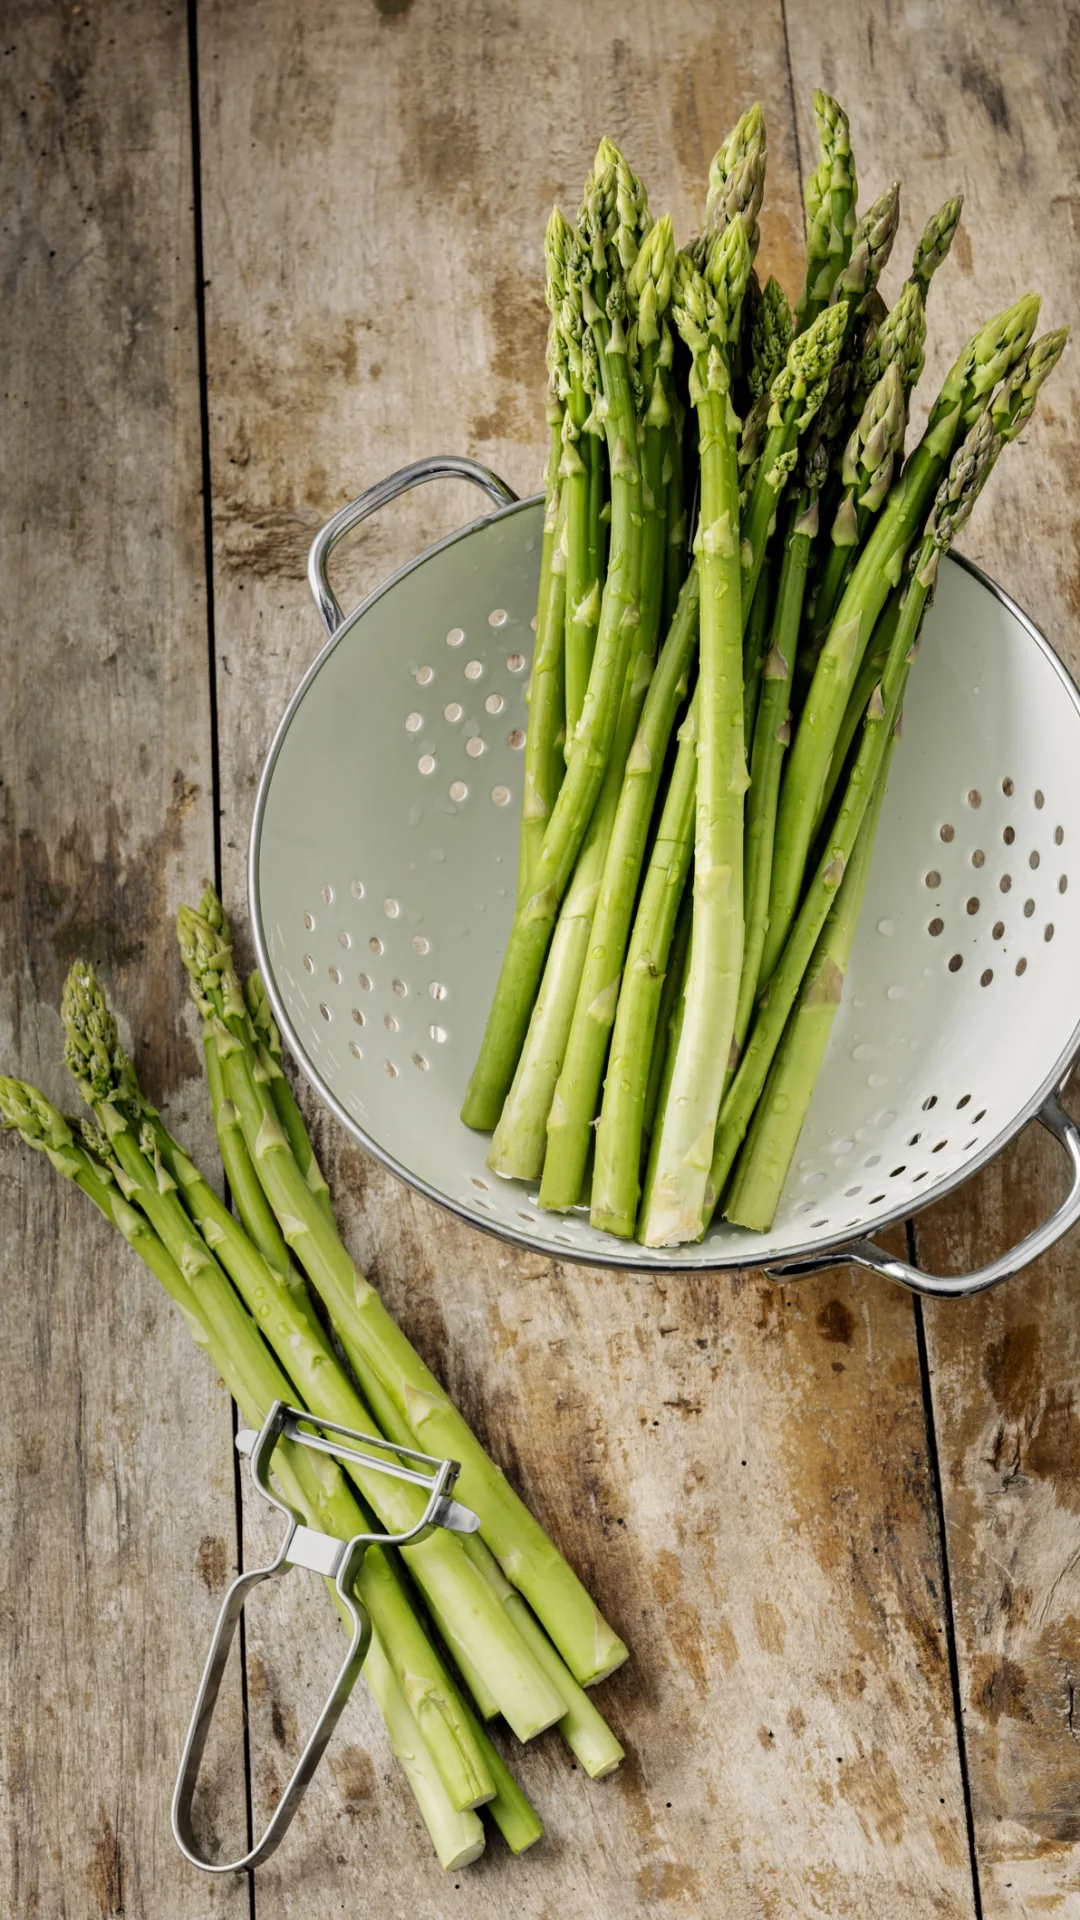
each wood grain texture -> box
[197,2,976,1909]
[0,4,246,1915]
[782,5,1080,1912]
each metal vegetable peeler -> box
[171,1399,479,1874]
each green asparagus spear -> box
[796,91,858,330]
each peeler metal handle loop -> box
[307,456,518,638]
[171,1400,477,1874]
[767,1094,1080,1299]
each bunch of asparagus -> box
[1,890,628,1872]
[462,96,1066,1244]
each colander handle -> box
[768,1095,1080,1298]
[307,457,519,636]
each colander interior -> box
[250,499,1080,1269]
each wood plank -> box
[782,4,1080,1912]
[0,5,247,1914]
[197,1,977,1910]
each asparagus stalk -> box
[551,208,603,749]
[741,564,773,745]
[738,301,847,616]
[759,292,1041,988]
[461,148,654,1131]
[0,1081,494,1861]
[590,697,697,1237]
[180,900,628,1688]
[748,275,794,401]
[704,399,1029,1228]
[520,309,568,899]
[724,753,891,1231]
[636,221,752,1247]
[911,193,965,304]
[539,565,701,1209]
[202,891,334,1222]
[795,91,858,331]
[734,475,820,1069]
[809,357,908,640]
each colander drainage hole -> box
[351,880,365,900]
[908,1132,921,1146]
[972,849,985,869]
[506,653,526,673]
[413,1053,429,1071]
[444,702,463,723]
[466,737,485,758]
[413,935,430,955]
[992,921,1004,940]
[429,1023,448,1043]
[406,711,423,733]
[1002,776,1015,796]
[486,692,504,714]
[1003,825,1016,846]
[553,1233,572,1246]
[948,954,963,972]
[472,1177,490,1191]
[1000,874,1012,893]
[446,627,464,647]
[507,728,525,749]
[319,1003,330,1021]
[981,968,993,987]
[370,936,384,955]
[419,754,436,776]
[845,1185,862,1198]
[812,1218,829,1229]
[492,785,511,806]
[869,1194,886,1205]
[488,608,508,628]
[1046,923,1056,941]
[967,789,982,809]
[303,954,315,974]
[913,1170,928,1182]
[890,1166,906,1177]
[517,1211,535,1224]
[1023,899,1035,918]
[1016,957,1028,975]
[303,912,315,931]
[450,780,468,802]
[1055,825,1065,845]
[414,665,434,686]
[802,1171,825,1186]
[384,898,400,919]
[351,1009,365,1026]
[973,1109,986,1123]
[383,1060,398,1078]
[328,965,342,985]
[384,1013,398,1033]
[925,869,941,889]
[358,973,372,991]
[1060,876,1068,894]
[957,1094,971,1109]
[940,823,955,843]
[430,982,448,1001]
[864,1154,882,1168]
[392,979,407,997]
[349,1042,362,1060]
[1035,789,1045,809]
[464,660,483,681]
[922,1095,938,1110]
[1030,850,1041,869]
[929,917,944,936]
[932,1140,947,1153]
[966,897,980,915]
[338,930,351,949]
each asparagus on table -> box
[181,895,628,1688]
[0,1080,499,1867]
[519,306,568,901]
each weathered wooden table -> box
[3,3,1079,1914]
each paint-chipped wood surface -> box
[2,0,1077,1914]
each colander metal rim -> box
[249,497,1080,1273]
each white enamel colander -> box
[249,458,1080,1297]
